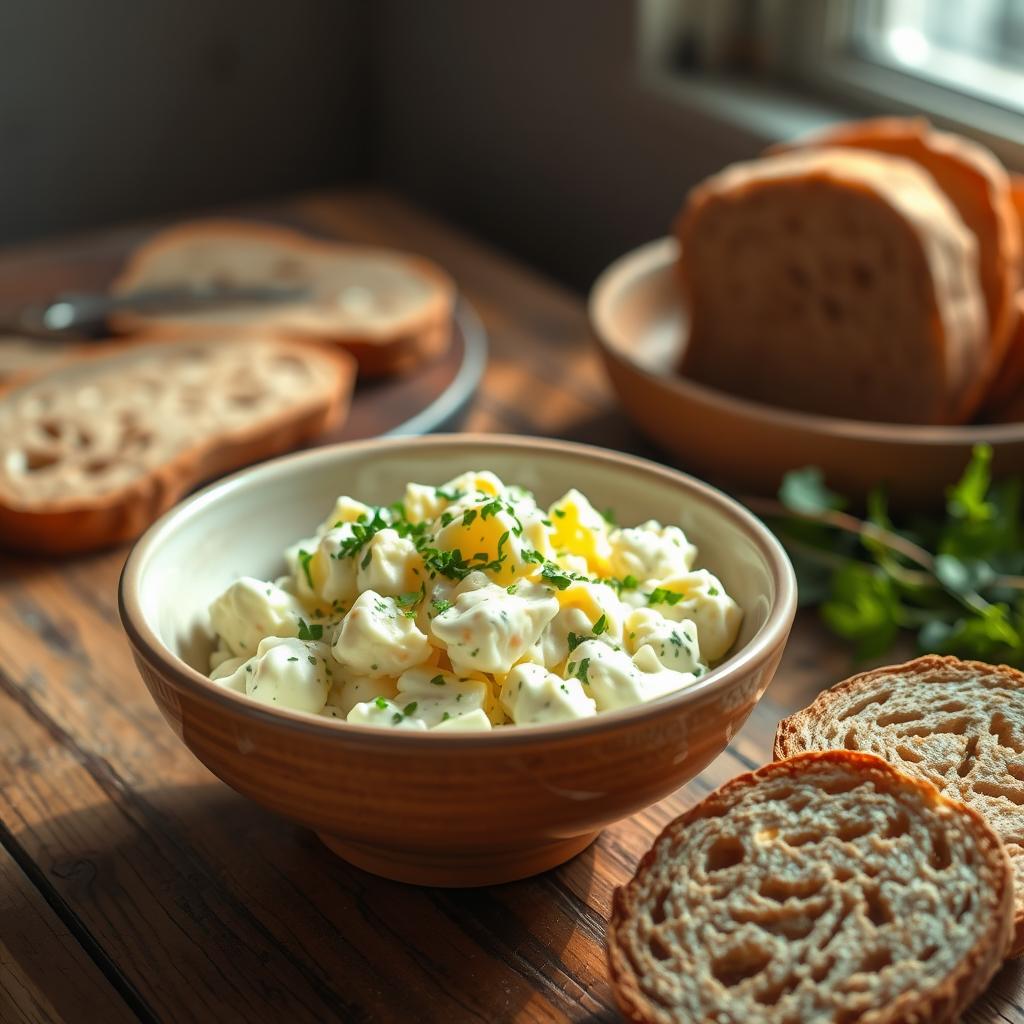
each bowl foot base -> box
[316,829,601,887]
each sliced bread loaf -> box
[110,220,455,376]
[608,750,1014,1024]
[0,336,355,554]
[776,655,1024,955]
[773,117,1021,408]
[676,147,988,424]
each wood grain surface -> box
[0,189,1021,1023]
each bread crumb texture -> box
[608,750,1013,1024]
[777,654,1024,955]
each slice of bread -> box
[776,655,1024,956]
[608,750,1014,1024]
[987,291,1024,417]
[110,220,455,377]
[0,334,90,383]
[676,147,988,425]
[0,336,355,554]
[773,118,1021,408]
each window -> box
[645,0,1024,167]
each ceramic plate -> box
[589,238,1024,507]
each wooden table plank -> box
[0,841,138,1024]
[0,188,1021,1023]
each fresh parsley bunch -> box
[753,445,1024,665]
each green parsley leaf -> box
[779,466,846,516]
[403,701,418,716]
[647,588,684,606]
[297,548,315,589]
[296,618,323,642]
[429,674,445,687]
[592,613,607,635]
[567,632,584,653]
[374,696,389,710]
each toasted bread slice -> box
[676,147,988,424]
[776,655,1024,955]
[0,336,355,554]
[110,220,455,377]
[608,750,1014,1024]
[773,118,1021,408]
[987,291,1024,417]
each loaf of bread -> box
[0,336,355,554]
[774,117,1021,407]
[676,147,989,424]
[110,220,455,377]
[608,750,1014,1024]
[775,654,1024,955]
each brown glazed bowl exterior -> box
[590,238,1024,509]
[119,434,796,886]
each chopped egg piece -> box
[500,662,597,725]
[332,590,431,678]
[209,576,305,657]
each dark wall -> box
[1,0,367,243]
[367,0,765,289]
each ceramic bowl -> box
[590,238,1024,508]
[119,434,796,886]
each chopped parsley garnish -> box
[391,712,404,725]
[361,548,373,569]
[567,658,590,683]
[307,655,317,666]
[329,507,390,560]
[441,711,451,722]
[506,583,519,595]
[592,613,607,636]
[607,574,638,594]
[601,507,618,526]
[554,508,566,518]
[375,696,389,710]
[287,656,298,662]
[435,486,463,501]
[396,587,424,608]
[540,562,585,591]
[462,509,478,527]
[522,549,546,564]
[431,598,453,615]
[440,511,455,528]
[647,587,684,606]
[296,618,323,641]
[429,674,445,687]
[403,702,418,716]
[567,631,584,653]
[708,585,720,597]
[297,548,315,589]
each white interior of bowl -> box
[129,437,782,684]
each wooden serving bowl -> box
[119,435,796,886]
[590,238,1024,507]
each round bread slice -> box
[776,655,1024,956]
[773,117,1021,414]
[0,335,355,554]
[675,147,988,424]
[608,750,1014,1024]
[110,219,455,377]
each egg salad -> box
[206,471,742,731]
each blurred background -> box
[6,0,1023,290]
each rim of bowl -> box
[119,433,797,748]
[589,237,1024,445]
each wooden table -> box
[0,189,1020,1024]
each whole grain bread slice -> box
[608,750,1014,1024]
[110,219,455,376]
[0,335,355,554]
[676,147,988,424]
[776,655,1024,956]
[773,117,1021,411]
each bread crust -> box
[0,336,355,555]
[109,219,455,377]
[608,749,1015,1024]
[773,118,1021,418]
[775,654,1024,956]
[676,147,988,424]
